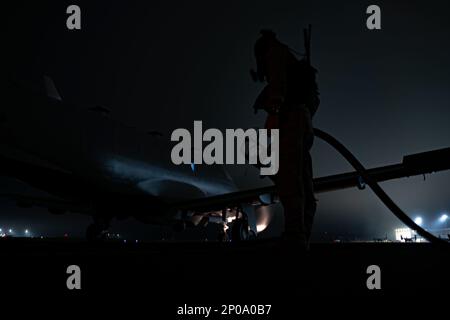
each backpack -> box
[288,56,320,117]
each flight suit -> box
[254,38,317,245]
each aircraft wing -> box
[0,153,95,213]
[1,146,450,223]
[173,147,450,213]
[0,154,87,199]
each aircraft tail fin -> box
[43,76,62,101]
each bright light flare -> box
[439,214,448,223]
[256,206,273,233]
[414,217,423,226]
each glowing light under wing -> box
[256,206,272,233]
[105,157,236,197]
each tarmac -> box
[1,238,449,299]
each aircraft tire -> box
[231,219,249,242]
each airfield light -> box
[414,217,423,226]
[0,228,2,232]
[439,214,448,223]
[8,229,13,233]
[25,229,29,235]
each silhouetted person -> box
[252,30,319,248]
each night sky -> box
[2,0,450,241]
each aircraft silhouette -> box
[1,76,450,241]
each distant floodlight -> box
[8,229,13,233]
[414,217,423,226]
[439,214,448,223]
[0,228,2,232]
[25,229,29,234]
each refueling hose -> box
[314,128,449,247]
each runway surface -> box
[1,239,449,301]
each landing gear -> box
[231,219,251,242]
[86,217,110,242]
[229,205,258,242]
[217,228,229,242]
